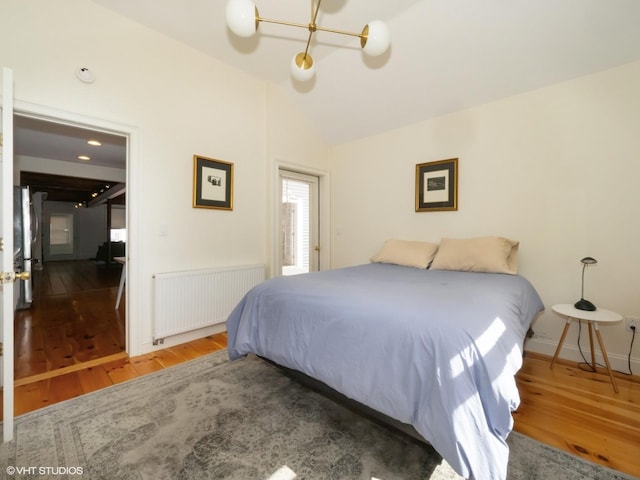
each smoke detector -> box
[76,67,95,83]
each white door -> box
[1,67,16,442]
[279,170,319,276]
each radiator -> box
[152,264,265,342]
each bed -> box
[226,239,544,480]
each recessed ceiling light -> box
[78,155,91,161]
[87,139,102,146]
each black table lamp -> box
[574,256,597,311]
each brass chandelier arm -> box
[258,17,312,30]
[303,0,322,59]
[302,28,314,60]
[311,0,322,25]
[258,17,363,38]
[256,0,364,41]
[315,25,362,38]
[309,0,316,24]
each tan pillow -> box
[370,239,439,269]
[430,236,519,274]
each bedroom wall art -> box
[193,155,234,210]
[415,158,458,212]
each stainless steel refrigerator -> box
[13,186,35,309]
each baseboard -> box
[525,336,640,376]
[140,322,227,355]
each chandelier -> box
[225,0,391,82]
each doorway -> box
[279,169,319,276]
[12,113,129,383]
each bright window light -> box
[110,229,126,242]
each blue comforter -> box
[227,263,544,480]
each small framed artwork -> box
[415,158,458,212]
[193,155,234,210]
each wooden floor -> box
[14,260,126,382]
[1,333,228,418]
[514,352,640,478]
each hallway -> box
[14,260,126,383]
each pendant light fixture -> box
[225,0,391,82]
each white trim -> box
[2,66,15,442]
[526,336,640,376]
[11,100,141,356]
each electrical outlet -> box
[626,317,638,332]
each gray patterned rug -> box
[0,350,635,480]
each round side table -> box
[550,304,622,392]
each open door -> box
[1,67,17,442]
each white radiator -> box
[152,264,265,342]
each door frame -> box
[12,100,140,356]
[271,160,330,278]
[279,169,319,275]
[2,67,15,442]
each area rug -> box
[0,350,635,480]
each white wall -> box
[265,84,330,276]
[329,61,640,372]
[1,0,326,355]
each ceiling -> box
[14,115,126,204]
[19,171,125,205]
[90,0,640,145]
[15,116,126,169]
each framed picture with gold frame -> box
[193,155,234,210]
[415,158,458,212]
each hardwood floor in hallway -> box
[14,260,126,382]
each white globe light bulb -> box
[290,52,316,82]
[226,0,258,37]
[362,20,390,56]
